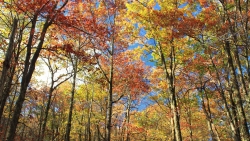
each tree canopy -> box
[0,0,249,140]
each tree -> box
[38,49,73,141]
[0,18,18,121]
[126,1,190,140]
[4,1,69,140]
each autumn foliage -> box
[0,0,250,141]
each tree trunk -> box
[65,55,77,141]
[200,86,220,141]
[39,84,54,141]
[219,1,250,138]
[159,42,182,141]
[87,83,94,141]
[40,57,72,141]
[125,94,131,141]
[170,117,176,141]
[106,44,114,141]
[105,15,115,139]
[209,53,240,140]
[6,15,51,141]
[0,18,18,120]
[1,80,19,141]
[225,41,249,140]
[37,104,44,141]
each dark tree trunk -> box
[0,18,18,120]
[106,49,114,141]
[6,16,51,141]
[225,41,249,140]
[65,55,77,141]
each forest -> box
[0,0,249,141]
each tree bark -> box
[159,42,182,141]
[5,1,68,140]
[208,52,240,140]
[224,41,249,140]
[6,15,51,141]
[200,85,220,141]
[0,18,18,120]
[106,37,114,141]
[125,94,131,141]
[65,56,77,141]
